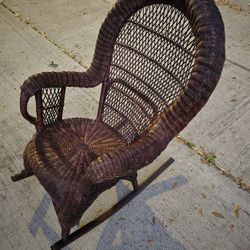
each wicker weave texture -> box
[101,4,196,142]
[24,118,125,227]
[41,87,64,125]
[87,0,225,182]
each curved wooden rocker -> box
[12,0,225,249]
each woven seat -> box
[12,0,225,246]
[24,118,125,229]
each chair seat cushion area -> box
[23,118,126,228]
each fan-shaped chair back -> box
[92,0,224,144]
[102,4,196,142]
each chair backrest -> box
[88,0,225,143]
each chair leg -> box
[11,169,34,182]
[50,158,175,250]
[123,172,138,190]
[131,173,139,190]
[61,227,70,240]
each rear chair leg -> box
[11,169,33,182]
[131,173,139,190]
[124,172,138,190]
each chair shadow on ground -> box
[28,174,187,250]
[28,193,70,250]
[96,175,187,250]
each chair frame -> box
[11,0,225,249]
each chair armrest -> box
[20,71,102,128]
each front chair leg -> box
[61,227,70,240]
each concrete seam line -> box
[225,58,250,72]
[1,2,88,69]
[176,135,250,194]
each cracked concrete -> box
[0,1,249,249]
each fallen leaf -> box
[229,224,234,230]
[246,185,250,192]
[147,239,155,245]
[202,193,207,199]
[197,208,203,215]
[241,182,250,193]
[232,204,241,218]
[212,211,225,219]
[168,218,175,224]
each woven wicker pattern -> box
[102,4,196,142]
[24,118,125,227]
[41,87,64,125]
[18,0,225,237]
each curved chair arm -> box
[20,71,102,127]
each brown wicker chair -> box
[12,0,225,248]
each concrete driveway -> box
[0,1,249,249]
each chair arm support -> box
[20,71,102,126]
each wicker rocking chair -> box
[12,0,225,249]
